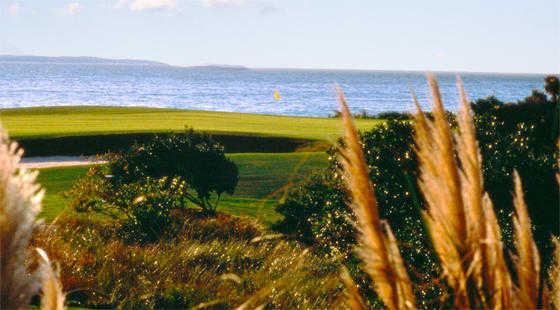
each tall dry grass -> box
[549,237,560,309]
[337,86,415,310]
[338,75,560,309]
[0,127,65,309]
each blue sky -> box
[0,0,558,73]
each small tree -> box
[544,75,559,104]
[109,130,239,211]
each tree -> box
[109,130,239,211]
[544,75,559,105]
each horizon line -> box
[1,53,557,76]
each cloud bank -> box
[201,0,247,7]
[114,0,276,13]
[116,0,176,11]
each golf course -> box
[2,106,381,140]
[4,106,380,225]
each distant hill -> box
[186,64,249,70]
[0,55,170,66]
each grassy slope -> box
[37,166,91,220]
[1,106,381,141]
[37,152,329,224]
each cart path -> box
[19,156,106,169]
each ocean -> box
[0,60,546,117]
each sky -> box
[0,0,558,73]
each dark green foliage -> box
[115,177,190,243]
[473,91,559,253]
[67,130,241,242]
[65,165,112,214]
[154,286,198,309]
[374,111,411,120]
[330,109,411,120]
[545,75,559,104]
[278,90,558,254]
[275,120,441,306]
[276,120,426,256]
[276,86,559,304]
[274,173,352,252]
[109,130,239,211]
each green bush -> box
[275,84,559,305]
[273,173,352,252]
[65,165,113,214]
[67,130,241,242]
[275,119,441,306]
[473,90,559,252]
[109,129,239,211]
[114,177,191,243]
[275,120,425,252]
[277,88,558,253]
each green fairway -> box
[37,166,91,220]
[36,152,329,224]
[1,106,381,141]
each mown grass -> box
[36,152,329,224]
[37,166,91,220]
[0,106,382,141]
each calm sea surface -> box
[0,62,545,117]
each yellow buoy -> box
[274,90,281,101]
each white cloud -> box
[116,0,176,11]
[201,0,278,14]
[67,2,84,15]
[8,2,22,16]
[114,0,275,13]
[201,0,246,7]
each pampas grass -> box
[549,237,560,309]
[338,86,415,310]
[338,75,560,309]
[37,248,65,310]
[0,127,64,309]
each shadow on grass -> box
[17,133,330,157]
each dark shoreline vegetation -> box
[3,75,559,308]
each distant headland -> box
[0,55,253,70]
[0,55,170,66]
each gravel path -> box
[19,156,106,169]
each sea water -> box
[0,61,545,117]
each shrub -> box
[275,120,442,306]
[545,75,559,104]
[67,131,241,241]
[274,173,352,251]
[66,165,112,214]
[114,177,191,243]
[337,77,560,309]
[109,129,239,211]
[374,111,411,120]
[473,90,559,252]
[278,88,559,251]
[276,85,559,305]
[330,110,411,120]
[276,120,425,254]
